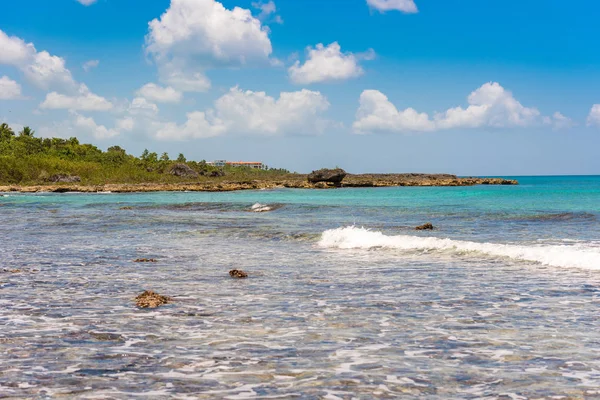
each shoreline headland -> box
[0,174,518,193]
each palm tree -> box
[19,126,35,137]
[0,123,15,141]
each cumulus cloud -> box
[353,82,569,134]
[154,87,331,140]
[40,84,113,111]
[115,117,135,132]
[0,76,22,100]
[0,29,76,91]
[289,42,374,85]
[76,0,98,5]
[587,105,600,127]
[39,112,121,140]
[367,0,418,13]
[129,97,159,115]
[73,113,119,139]
[545,112,575,130]
[145,0,273,92]
[136,83,182,103]
[82,59,99,72]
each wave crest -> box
[318,226,600,270]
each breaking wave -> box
[250,203,283,212]
[318,226,600,270]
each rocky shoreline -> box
[0,174,517,193]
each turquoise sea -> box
[1,176,600,398]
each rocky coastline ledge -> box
[0,173,517,193]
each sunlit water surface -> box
[1,176,600,399]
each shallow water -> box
[1,176,600,398]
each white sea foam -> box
[251,203,272,212]
[318,226,600,270]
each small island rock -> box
[307,168,347,184]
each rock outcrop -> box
[169,163,199,178]
[307,168,347,184]
[134,258,157,263]
[0,175,518,193]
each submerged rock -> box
[416,223,435,230]
[119,206,133,210]
[229,269,249,279]
[169,163,199,178]
[134,258,157,263]
[48,174,81,183]
[135,290,172,308]
[307,168,347,184]
[2,268,22,273]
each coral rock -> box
[135,291,172,308]
[415,223,435,230]
[229,269,249,279]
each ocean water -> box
[1,176,600,399]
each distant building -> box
[207,160,267,170]
[207,160,227,167]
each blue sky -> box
[1,0,600,175]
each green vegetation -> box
[0,123,291,185]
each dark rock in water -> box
[308,168,347,184]
[119,206,133,210]
[416,223,434,230]
[134,258,157,263]
[169,163,199,178]
[229,269,248,279]
[135,290,172,308]
[48,174,81,183]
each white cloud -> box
[73,113,119,139]
[545,112,575,130]
[39,113,121,140]
[0,76,22,100]
[136,83,182,103]
[587,104,600,127]
[155,111,226,140]
[129,97,159,115]
[354,82,567,134]
[76,0,98,5]
[40,84,113,111]
[354,90,434,133]
[115,117,135,132]
[83,59,99,72]
[145,0,273,92]
[154,86,331,140]
[289,42,374,85]
[367,0,418,13]
[0,29,76,91]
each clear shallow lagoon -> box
[1,176,600,398]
